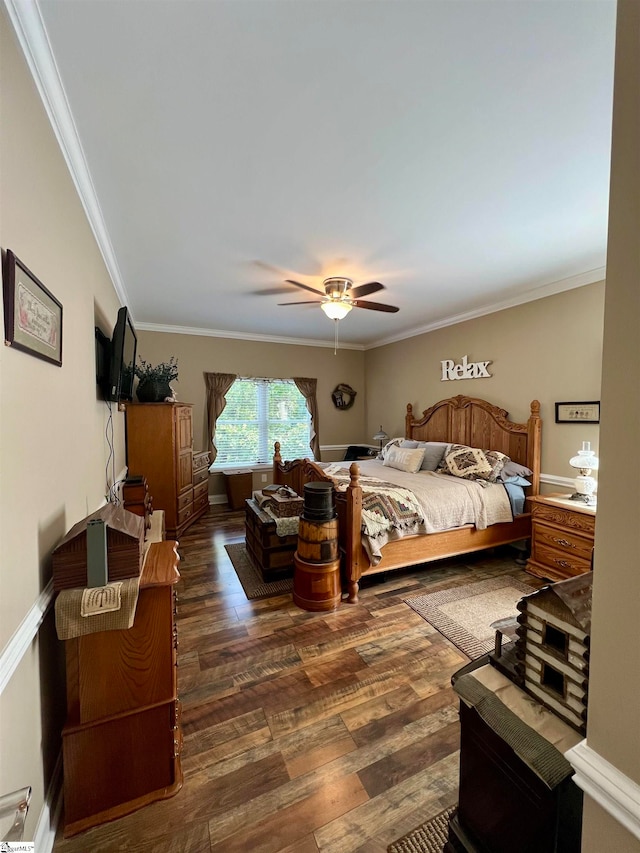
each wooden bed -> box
[273,395,541,603]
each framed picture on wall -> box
[555,401,600,424]
[2,249,63,366]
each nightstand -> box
[526,494,595,582]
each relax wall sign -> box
[441,355,492,381]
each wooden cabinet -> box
[446,661,583,853]
[526,494,595,582]
[61,519,182,837]
[126,403,197,539]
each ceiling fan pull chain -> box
[334,318,339,355]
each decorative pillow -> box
[442,444,508,483]
[417,441,450,471]
[399,439,419,449]
[378,437,404,460]
[497,460,533,482]
[500,475,531,487]
[383,445,426,474]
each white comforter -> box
[324,459,513,564]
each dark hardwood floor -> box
[53,507,541,853]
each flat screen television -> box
[107,306,137,402]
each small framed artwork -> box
[3,250,63,366]
[555,401,600,424]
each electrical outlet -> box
[261,473,268,482]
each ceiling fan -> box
[278,277,400,320]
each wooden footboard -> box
[273,395,542,604]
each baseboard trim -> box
[33,751,64,852]
[0,580,55,697]
[566,740,640,841]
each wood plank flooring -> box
[53,507,542,853]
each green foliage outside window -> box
[214,378,311,466]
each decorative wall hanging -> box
[3,249,63,366]
[331,383,357,410]
[555,402,600,424]
[441,355,491,381]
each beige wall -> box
[134,331,366,492]
[582,0,640,848]
[365,283,605,483]
[0,11,125,838]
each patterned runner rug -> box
[388,806,456,853]
[403,575,535,660]
[224,542,293,601]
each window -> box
[213,378,311,467]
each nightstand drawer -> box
[530,542,591,580]
[531,501,595,537]
[533,522,593,563]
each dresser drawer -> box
[178,502,194,527]
[177,489,193,512]
[532,521,593,563]
[193,466,209,487]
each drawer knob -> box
[554,558,572,569]
[553,537,572,548]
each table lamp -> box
[373,426,388,453]
[569,441,599,505]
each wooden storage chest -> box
[245,498,297,581]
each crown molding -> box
[367,267,606,350]
[4,0,130,309]
[6,0,605,350]
[134,322,365,351]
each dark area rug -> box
[388,806,456,853]
[224,542,293,601]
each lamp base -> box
[569,492,597,506]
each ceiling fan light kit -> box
[279,275,400,353]
[321,301,353,320]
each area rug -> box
[403,576,534,660]
[388,806,456,853]
[224,542,293,601]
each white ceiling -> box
[14,0,616,348]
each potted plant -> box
[134,356,179,403]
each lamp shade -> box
[569,441,599,471]
[321,301,353,320]
[373,427,388,442]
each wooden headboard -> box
[406,395,542,495]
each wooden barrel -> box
[296,517,339,563]
[303,481,335,521]
[293,553,341,612]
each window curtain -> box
[204,372,237,463]
[292,377,320,461]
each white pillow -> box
[383,445,425,474]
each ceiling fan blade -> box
[285,279,325,295]
[349,281,385,298]
[277,300,323,306]
[352,299,399,313]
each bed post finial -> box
[349,462,360,487]
[274,441,282,465]
[406,402,414,437]
[530,400,541,418]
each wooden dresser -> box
[61,513,182,836]
[526,494,595,582]
[126,403,200,538]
